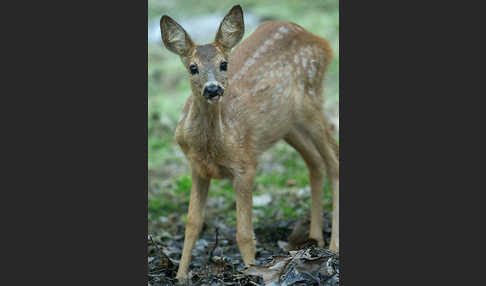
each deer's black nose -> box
[203,84,224,98]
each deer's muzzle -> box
[203,82,224,103]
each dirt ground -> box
[148,212,339,285]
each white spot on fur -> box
[308,60,317,80]
[300,46,315,70]
[230,38,275,82]
[279,26,289,33]
[293,25,303,32]
[273,32,283,39]
[242,57,256,71]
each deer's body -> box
[177,21,333,179]
[160,6,339,281]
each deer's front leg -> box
[176,171,210,280]
[233,168,256,267]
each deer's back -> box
[229,21,332,84]
[223,21,333,152]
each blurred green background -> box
[148,0,339,232]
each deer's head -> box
[160,5,244,104]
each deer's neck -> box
[186,95,225,143]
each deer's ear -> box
[160,15,194,56]
[215,5,244,52]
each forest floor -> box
[148,210,339,285]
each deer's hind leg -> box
[285,129,327,248]
[303,113,339,252]
[286,104,339,251]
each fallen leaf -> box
[245,247,339,286]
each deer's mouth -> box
[206,94,222,104]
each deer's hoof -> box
[176,271,189,283]
[328,241,339,253]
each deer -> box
[160,5,339,280]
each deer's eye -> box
[220,61,228,71]
[189,64,198,75]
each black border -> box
[339,0,477,284]
[4,1,148,285]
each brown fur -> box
[160,5,339,281]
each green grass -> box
[148,0,339,227]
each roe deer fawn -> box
[160,5,339,280]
